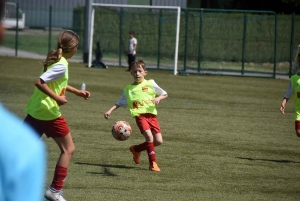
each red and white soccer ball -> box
[111,121,132,141]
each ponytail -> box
[43,47,63,72]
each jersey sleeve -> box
[133,38,137,45]
[40,63,66,83]
[151,80,167,96]
[115,91,127,108]
[284,80,293,98]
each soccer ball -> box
[111,121,132,141]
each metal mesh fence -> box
[181,9,278,77]
[3,3,300,78]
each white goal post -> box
[88,3,181,75]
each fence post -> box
[83,0,92,63]
[15,3,19,57]
[197,9,203,72]
[157,10,162,69]
[183,9,188,71]
[119,8,123,67]
[48,5,52,52]
[241,12,247,76]
[273,14,278,78]
[289,12,295,78]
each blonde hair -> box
[131,60,146,70]
[43,30,79,71]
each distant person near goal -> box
[127,31,137,71]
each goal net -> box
[88,3,181,75]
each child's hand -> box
[280,105,285,114]
[56,96,68,106]
[77,90,91,100]
[104,111,111,119]
[152,97,161,105]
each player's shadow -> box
[74,162,137,176]
[236,157,300,164]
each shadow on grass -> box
[87,168,117,176]
[75,162,137,176]
[236,157,300,164]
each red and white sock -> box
[50,165,68,191]
[146,142,156,165]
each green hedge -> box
[73,7,300,63]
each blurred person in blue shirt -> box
[0,104,46,201]
[0,0,46,200]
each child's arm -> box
[133,38,137,55]
[280,81,293,114]
[280,98,289,114]
[151,80,168,105]
[104,91,127,119]
[133,44,137,55]
[104,104,120,119]
[35,78,68,106]
[153,94,168,104]
[37,64,69,105]
[67,85,90,100]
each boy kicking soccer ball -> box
[104,60,168,171]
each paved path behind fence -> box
[0,45,289,79]
[0,46,82,62]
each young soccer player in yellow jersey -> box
[280,52,300,136]
[104,60,168,172]
[24,30,90,201]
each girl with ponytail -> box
[24,30,90,201]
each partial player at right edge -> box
[280,46,300,136]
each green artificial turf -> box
[0,56,299,201]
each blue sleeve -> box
[284,81,293,98]
[0,104,46,201]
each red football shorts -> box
[24,114,70,138]
[295,121,300,130]
[135,113,161,134]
